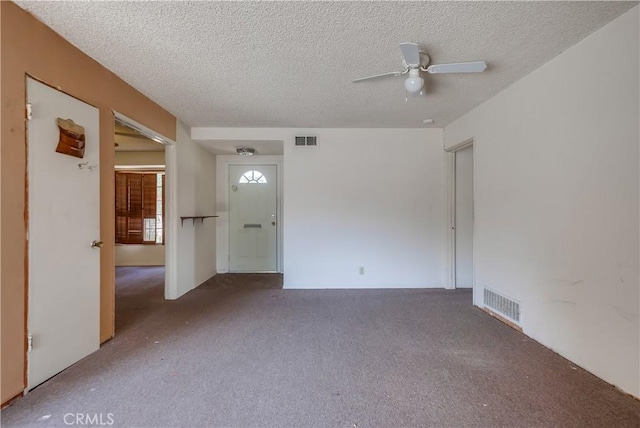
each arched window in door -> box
[239,170,267,184]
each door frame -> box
[112,112,179,299]
[444,138,476,302]
[216,155,283,273]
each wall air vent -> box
[484,288,521,324]
[295,136,317,146]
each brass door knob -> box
[91,240,103,249]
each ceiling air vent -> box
[484,288,521,324]
[295,136,317,146]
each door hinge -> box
[26,103,33,120]
[27,335,33,352]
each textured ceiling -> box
[16,1,637,128]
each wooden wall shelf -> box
[180,216,218,226]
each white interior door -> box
[455,145,474,288]
[229,165,277,272]
[27,78,101,389]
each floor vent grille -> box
[484,288,520,324]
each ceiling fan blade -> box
[353,71,403,83]
[426,61,487,74]
[400,43,420,66]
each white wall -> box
[172,120,217,298]
[445,7,639,397]
[114,150,166,267]
[192,127,445,288]
[284,128,444,288]
[114,151,164,166]
[115,245,165,266]
[454,145,474,288]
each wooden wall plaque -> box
[56,118,86,158]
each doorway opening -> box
[454,144,474,290]
[112,114,176,332]
[114,120,166,332]
[445,139,475,302]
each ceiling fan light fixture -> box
[404,76,424,93]
[404,69,424,94]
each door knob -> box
[271,222,276,226]
[91,240,103,249]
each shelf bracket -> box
[180,216,219,227]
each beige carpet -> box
[2,267,639,427]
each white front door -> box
[229,165,277,272]
[27,78,101,389]
[455,145,474,288]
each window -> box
[155,174,164,244]
[239,170,267,184]
[115,171,164,244]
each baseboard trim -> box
[1,391,24,409]
[196,270,218,288]
[479,306,523,332]
[478,305,639,400]
[283,284,446,289]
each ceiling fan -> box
[353,43,487,96]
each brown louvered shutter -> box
[142,174,157,242]
[115,172,162,244]
[162,174,166,245]
[127,173,144,243]
[115,173,128,243]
